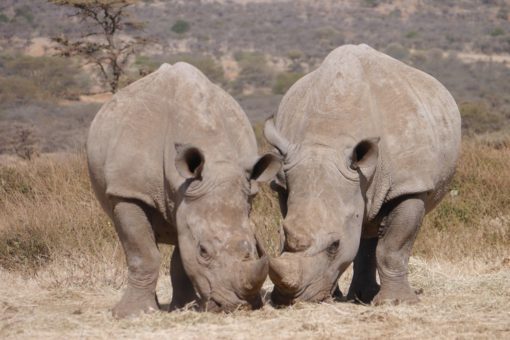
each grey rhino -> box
[264,44,461,305]
[87,62,281,318]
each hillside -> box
[1,0,510,154]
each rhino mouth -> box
[271,281,332,306]
[204,297,262,313]
[204,289,263,313]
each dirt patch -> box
[79,93,112,104]
[24,37,57,57]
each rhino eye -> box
[198,244,212,262]
[327,240,340,255]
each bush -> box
[233,51,273,90]
[14,5,34,25]
[168,54,225,84]
[0,76,45,107]
[133,54,225,85]
[0,12,9,23]
[361,0,380,8]
[133,55,160,77]
[171,19,190,34]
[272,72,303,95]
[405,31,419,39]
[385,43,410,61]
[459,101,506,134]
[287,50,303,61]
[0,54,89,104]
[489,27,505,37]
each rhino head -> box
[264,118,380,305]
[174,143,282,311]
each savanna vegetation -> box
[0,0,509,338]
[0,135,509,338]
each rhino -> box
[264,44,461,305]
[87,62,281,318]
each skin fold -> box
[87,62,281,318]
[264,44,461,306]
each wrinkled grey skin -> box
[264,44,461,306]
[87,62,281,318]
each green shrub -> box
[14,5,34,25]
[361,0,379,8]
[171,19,190,34]
[489,27,505,37]
[287,50,303,61]
[405,31,419,39]
[272,72,303,95]
[0,12,9,23]
[233,51,273,89]
[133,55,160,76]
[385,43,410,61]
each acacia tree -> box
[50,0,145,93]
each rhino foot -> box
[372,287,419,306]
[112,287,159,319]
[347,283,380,304]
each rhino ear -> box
[249,153,283,183]
[175,143,205,179]
[350,137,380,178]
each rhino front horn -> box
[268,255,302,294]
[238,256,269,296]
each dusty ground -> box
[1,257,509,339]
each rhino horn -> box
[268,255,302,293]
[238,256,269,296]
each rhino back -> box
[87,62,257,213]
[276,44,461,208]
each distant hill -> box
[0,0,509,155]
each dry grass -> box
[1,258,509,339]
[417,135,510,262]
[0,136,509,338]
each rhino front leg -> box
[169,245,198,311]
[373,194,425,305]
[347,237,380,303]
[112,199,161,318]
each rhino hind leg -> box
[347,237,380,304]
[373,194,425,305]
[111,199,161,319]
[169,245,198,311]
